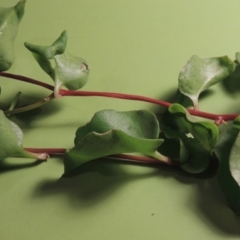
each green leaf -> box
[75,109,160,143]
[0,110,38,160]
[64,130,164,176]
[64,109,167,175]
[54,52,89,95]
[178,55,235,109]
[0,1,25,71]
[161,103,218,173]
[24,31,89,97]
[24,30,67,60]
[215,124,240,214]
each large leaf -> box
[24,31,89,97]
[178,55,235,109]
[215,124,240,214]
[64,109,168,175]
[0,110,39,160]
[161,103,218,173]
[64,130,164,176]
[0,1,25,71]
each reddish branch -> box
[1,72,239,121]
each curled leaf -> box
[178,55,235,109]
[64,109,168,176]
[0,1,25,71]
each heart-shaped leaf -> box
[0,1,25,71]
[64,109,169,176]
[178,55,235,109]
[161,103,218,173]
[24,31,89,97]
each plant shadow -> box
[31,157,240,235]
[32,159,164,208]
[9,95,61,128]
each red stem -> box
[0,72,54,91]
[0,72,239,121]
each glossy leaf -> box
[215,124,240,215]
[178,55,235,109]
[0,1,25,71]
[161,103,218,173]
[0,110,38,160]
[24,31,89,97]
[64,109,167,175]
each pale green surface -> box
[1,0,240,239]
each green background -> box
[1,0,240,239]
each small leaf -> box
[24,31,89,98]
[215,124,240,214]
[161,103,218,173]
[0,1,26,71]
[64,109,168,175]
[178,55,235,109]
[0,110,38,160]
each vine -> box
[1,1,240,215]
